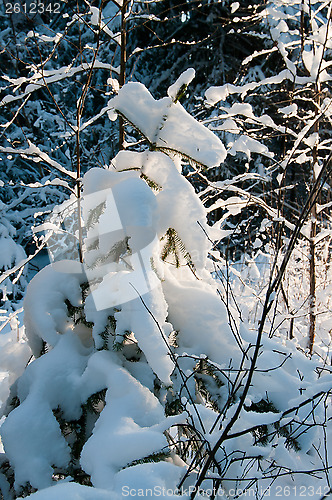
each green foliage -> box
[86,389,107,415]
[124,450,171,469]
[87,237,131,270]
[244,398,277,446]
[65,298,93,329]
[165,397,184,417]
[113,330,142,362]
[141,173,161,191]
[112,341,124,352]
[52,388,108,485]
[244,398,301,451]
[86,238,99,253]
[80,282,91,302]
[15,482,37,498]
[194,359,226,413]
[161,228,196,274]
[0,2,327,495]
[244,398,279,414]
[113,329,131,352]
[274,420,301,452]
[173,84,188,104]
[98,316,117,351]
[39,340,51,356]
[86,202,106,231]
[0,458,14,497]
[150,256,163,282]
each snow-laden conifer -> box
[0,74,331,500]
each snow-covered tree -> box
[0,73,330,500]
[0,0,268,317]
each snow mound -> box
[23,260,86,355]
[167,68,195,100]
[108,82,226,168]
[20,482,116,499]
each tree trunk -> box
[119,0,128,151]
[308,92,319,355]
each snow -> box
[205,69,297,105]
[76,150,228,384]
[0,62,119,108]
[1,53,332,500]
[80,351,171,488]
[20,468,200,500]
[0,311,31,416]
[113,462,188,499]
[279,103,298,115]
[0,136,241,494]
[0,235,26,271]
[167,68,195,101]
[161,268,238,367]
[108,82,226,168]
[227,135,273,159]
[212,117,240,133]
[0,143,75,179]
[112,290,174,384]
[231,2,240,13]
[112,151,211,269]
[21,482,116,499]
[0,334,181,492]
[241,409,282,427]
[23,260,86,355]
[218,102,255,119]
[270,19,289,41]
[81,166,175,382]
[89,6,117,40]
[90,6,101,25]
[0,334,31,417]
[0,333,89,489]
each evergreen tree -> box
[0,74,330,500]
